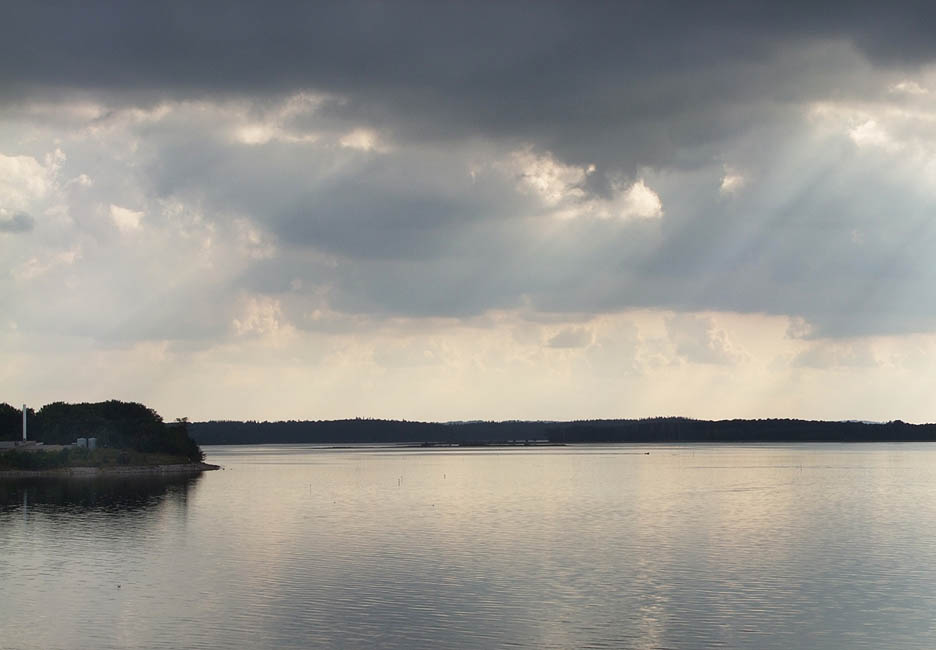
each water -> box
[2,443,936,649]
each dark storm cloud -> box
[0,211,35,233]
[5,2,935,90]
[2,0,928,180]
[4,2,936,167]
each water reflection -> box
[0,474,205,650]
[0,473,202,513]
[3,445,936,649]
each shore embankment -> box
[0,462,220,479]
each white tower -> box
[22,404,26,441]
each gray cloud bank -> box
[4,1,936,343]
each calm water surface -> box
[2,444,936,649]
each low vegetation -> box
[0,447,196,471]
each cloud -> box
[786,317,813,339]
[849,119,896,150]
[666,314,745,365]
[5,83,936,341]
[792,340,879,369]
[12,248,80,281]
[1,2,927,180]
[0,210,35,233]
[372,339,445,368]
[547,326,593,349]
[504,147,589,206]
[891,80,928,95]
[585,323,641,375]
[339,128,385,152]
[233,295,288,337]
[0,151,59,210]
[719,168,746,195]
[615,179,663,219]
[7,2,936,421]
[109,204,143,232]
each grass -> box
[0,447,195,471]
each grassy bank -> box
[0,447,197,472]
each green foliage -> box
[0,447,198,471]
[0,402,20,441]
[1,400,205,462]
[35,400,165,449]
[0,449,70,470]
[0,403,38,442]
[191,416,936,445]
[165,418,205,462]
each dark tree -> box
[6,400,205,461]
[0,403,20,441]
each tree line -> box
[189,417,936,445]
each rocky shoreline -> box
[0,462,221,479]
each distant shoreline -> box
[0,462,220,479]
[190,417,936,445]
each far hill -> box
[190,417,936,445]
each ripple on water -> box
[2,444,936,649]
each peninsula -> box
[0,401,217,477]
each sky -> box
[3,1,936,422]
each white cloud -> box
[890,80,928,95]
[500,147,662,220]
[616,179,663,219]
[232,295,296,346]
[109,204,143,232]
[0,151,57,210]
[339,128,384,152]
[67,173,93,188]
[719,168,746,195]
[231,92,330,145]
[234,123,278,145]
[566,177,664,220]
[234,122,320,146]
[849,119,897,149]
[505,146,589,206]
